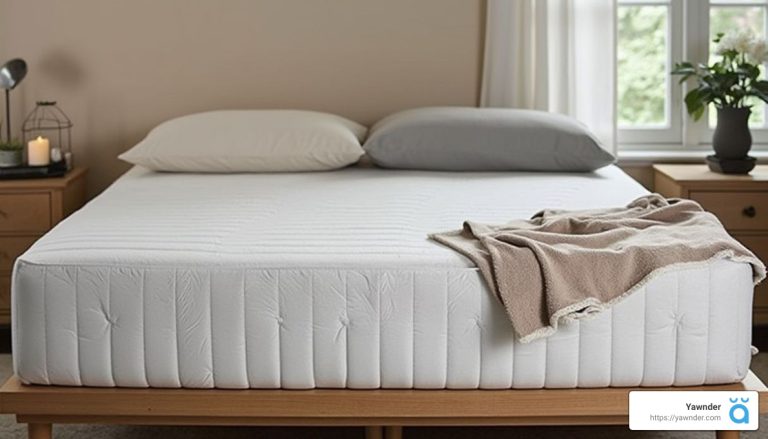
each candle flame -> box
[36,136,43,141]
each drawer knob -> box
[743,206,757,218]
[0,209,6,219]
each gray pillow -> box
[363,107,615,172]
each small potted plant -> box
[0,139,23,168]
[672,30,768,174]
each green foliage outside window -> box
[617,6,667,127]
[617,5,767,128]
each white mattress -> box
[12,166,754,389]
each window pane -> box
[709,6,766,127]
[617,5,669,128]
[711,0,764,5]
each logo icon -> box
[729,397,750,424]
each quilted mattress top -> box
[19,166,649,269]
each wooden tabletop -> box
[653,164,768,183]
[0,167,87,191]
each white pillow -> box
[119,110,367,172]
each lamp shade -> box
[0,59,27,90]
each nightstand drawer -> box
[0,193,51,233]
[0,236,39,274]
[689,191,768,231]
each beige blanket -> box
[430,194,766,343]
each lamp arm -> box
[4,89,9,143]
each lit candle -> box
[28,136,50,166]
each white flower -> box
[716,30,754,55]
[748,38,768,64]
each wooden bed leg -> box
[384,426,403,439]
[28,423,52,439]
[365,426,384,439]
[716,431,739,439]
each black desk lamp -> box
[0,59,28,142]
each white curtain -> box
[481,0,617,153]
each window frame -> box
[617,0,768,151]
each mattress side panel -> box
[445,271,482,389]
[176,270,214,388]
[478,279,515,389]
[379,271,415,388]
[277,270,315,389]
[576,310,612,387]
[543,319,579,388]
[75,267,116,386]
[111,267,149,387]
[641,270,679,386]
[609,287,645,386]
[144,269,181,387]
[412,271,449,389]
[346,272,382,389]
[211,270,249,389]
[311,271,349,388]
[244,271,281,387]
[705,259,753,384]
[12,260,754,389]
[673,265,711,386]
[13,262,50,385]
[41,266,81,386]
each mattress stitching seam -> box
[310,272,315,388]
[173,268,180,386]
[673,270,680,384]
[477,274,483,389]
[108,268,114,386]
[277,270,282,386]
[575,320,581,386]
[243,272,249,387]
[74,267,82,386]
[641,283,648,385]
[445,271,450,388]
[141,269,148,387]
[608,307,614,386]
[42,266,50,384]
[208,271,215,388]
[411,272,415,388]
[734,267,742,377]
[344,271,349,388]
[705,266,712,384]
[377,272,382,388]
[14,260,480,272]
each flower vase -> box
[707,107,756,174]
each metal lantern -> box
[22,101,73,168]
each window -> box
[617,0,768,150]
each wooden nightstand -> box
[0,167,87,325]
[653,164,768,324]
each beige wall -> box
[0,0,484,195]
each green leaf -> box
[671,61,695,72]
[671,66,696,75]
[753,80,768,93]
[684,89,707,121]
[748,89,768,104]
[692,104,706,121]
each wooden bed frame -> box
[1,371,766,439]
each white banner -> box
[630,391,758,430]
